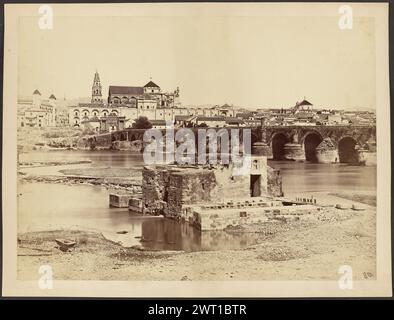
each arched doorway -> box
[271,133,287,160]
[304,132,322,162]
[338,137,358,164]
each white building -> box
[18,90,57,128]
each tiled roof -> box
[150,119,167,125]
[144,81,160,88]
[196,116,225,122]
[49,94,56,100]
[175,115,193,121]
[236,112,254,119]
[295,99,313,107]
[33,89,41,95]
[109,86,144,95]
[225,118,244,124]
[296,112,314,119]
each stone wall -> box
[267,167,283,197]
[109,193,133,208]
[111,140,142,151]
[316,138,339,163]
[141,156,283,219]
[283,143,305,161]
[358,150,377,166]
[194,203,317,231]
[210,165,251,202]
[166,170,217,218]
[129,197,143,213]
[142,166,170,215]
[77,133,112,149]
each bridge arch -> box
[302,130,323,163]
[271,132,289,160]
[338,136,358,164]
[251,131,260,146]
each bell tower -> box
[91,70,103,103]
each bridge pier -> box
[356,148,377,166]
[315,138,339,164]
[316,148,339,163]
[252,142,272,158]
[283,143,306,161]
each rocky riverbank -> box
[19,174,142,192]
[19,160,92,167]
[329,191,376,207]
[18,160,143,191]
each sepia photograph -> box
[2,2,391,298]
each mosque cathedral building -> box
[69,71,185,128]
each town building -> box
[17,90,57,128]
[69,71,183,127]
[80,116,101,132]
[193,116,227,127]
[293,99,313,113]
[108,81,179,108]
[326,113,342,125]
[68,71,238,131]
[149,119,168,129]
[99,114,127,132]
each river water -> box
[18,150,376,251]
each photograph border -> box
[1,2,392,298]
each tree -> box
[132,116,152,129]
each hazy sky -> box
[18,15,375,109]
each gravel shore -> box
[17,201,376,281]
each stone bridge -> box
[82,125,376,165]
[253,125,376,164]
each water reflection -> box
[18,150,376,251]
[20,151,376,193]
[18,182,262,251]
[140,219,261,251]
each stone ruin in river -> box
[119,155,316,231]
[109,155,364,231]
